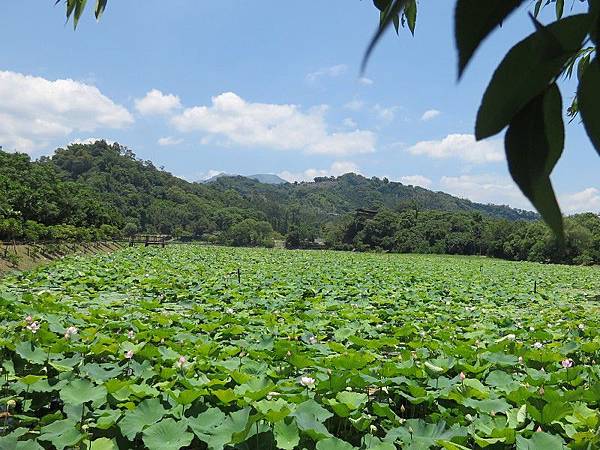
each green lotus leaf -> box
[118,398,167,440]
[38,419,84,450]
[59,379,107,406]
[274,419,300,450]
[516,432,567,449]
[142,418,194,450]
[316,437,357,450]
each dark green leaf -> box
[362,0,409,72]
[534,0,543,18]
[476,14,590,139]
[504,84,564,238]
[95,0,108,19]
[455,0,524,77]
[73,0,88,28]
[578,59,600,156]
[555,0,564,19]
[404,0,417,35]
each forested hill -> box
[1,140,535,235]
[2,141,599,264]
[209,173,538,222]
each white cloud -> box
[344,99,365,111]
[358,77,374,86]
[560,188,600,214]
[421,109,441,121]
[0,70,133,153]
[373,104,397,124]
[158,136,183,146]
[279,161,360,183]
[306,64,348,83]
[343,118,357,128]
[400,175,433,189]
[407,134,504,164]
[440,174,531,208]
[172,92,376,156]
[135,89,181,116]
[69,138,117,146]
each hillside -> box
[1,141,599,264]
[1,140,538,238]
[203,173,288,185]
[209,173,538,222]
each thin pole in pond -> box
[237,268,241,284]
[534,280,537,294]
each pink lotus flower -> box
[561,359,573,368]
[127,330,135,339]
[125,350,134,359]
[459,372,466,381]
[536,426,543,432]
[176,356,187,368]
[64,326,78,340]
[518,356,524,364]
[26,321,40,334]
[25,315,33,324]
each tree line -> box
[313,208,600,265]
[1,141,598,264]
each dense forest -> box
[0,140,598,264]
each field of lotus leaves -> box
[1,246,600,449]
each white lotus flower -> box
[64,326,78,340]
[299,376,315,388]
[267,391,281,400]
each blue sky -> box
[0,1,598,213]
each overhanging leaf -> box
[476,14,590,140]
[404,0,417,35]
[95,0,108,19]
[455,0,525,77]
[504,83,564,238]
[362,0,410,72]
[578,59,600,156]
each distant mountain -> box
[209,172,539,222]
[247,174,287,185]
[203,173,287,185]
[202,172,230,183]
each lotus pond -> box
[1,246,600,449]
